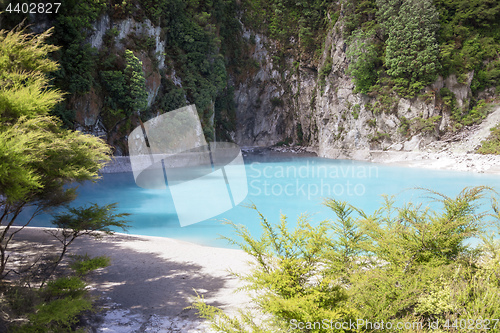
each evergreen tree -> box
[346,29,378,94]
[0,27,112,277]
[377,0,441,96]
[376,0,402,34]
[124,49,148,115]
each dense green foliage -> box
[195,187,500,332]
[346,0,500,103]
[0,28,111,275]
[318,56,333,95]
[0,26,129,331]
[52,203,129,237]
[44,203,129,283]
[47,0,107,125]
[70,255,111,276]
[242,0,330,56]
[378,0,441,97]
[435,0,500,93]
[1,0,241,141]
[346,30,378,94]
[6,255,110,332]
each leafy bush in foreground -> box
[6,254,111,333]
[194,186,500,332]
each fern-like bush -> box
[194,187,500,332]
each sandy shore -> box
[350,150,500,174]
[9,227,253,332]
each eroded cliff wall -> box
[232,19,492,159]
[23,1,498,157]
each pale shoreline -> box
[102,105,500,176]
[8,227,253,332]
[102,148,500,175]
[348,150,500,174]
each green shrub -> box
[8,277,92,332]
[158,79,187,113]
[275,138,292,146]
[194,187,500,332]
[103,28,119,46]
[44,277,86,299]
[14,297,92,332]
[242,0,329,55]
[8,256,111,332]
[346,29,378,94]
[376,93,398,114]
[477,124,500,155]
[343,0,378,37]
[368,131,390,142]
[70,255,110,276]
[378,0,440,98]
[439,87,461,122]
[124,49,148,114]
[5,286,38,316]
[92,49,148,131]
[461,99,491,126]
[366,118,376,127]
[411,115,442,134]
[100,70,128,111]
[420,90,436,104]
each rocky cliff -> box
[232,19,498,160]
[23,1,499,158]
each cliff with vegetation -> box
[2,0,499,157]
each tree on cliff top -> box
[377,0,441,97]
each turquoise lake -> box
[27,153,500,248]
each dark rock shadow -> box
[10,228,243,325]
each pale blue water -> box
[26,154,500,248]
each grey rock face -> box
[74,15,169,143]
[88,14,111,50]
[113,18,166,69]
[234,28,294,146]
[232,20,481,160]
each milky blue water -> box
[26,153,500,248]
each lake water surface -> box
[28,153,500,248]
